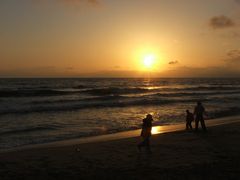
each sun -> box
[143,55,155,68]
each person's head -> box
[197,101,202,106]
[186,110,190,113]
[146,114,153,120]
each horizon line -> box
[1,76,240,79]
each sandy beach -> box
[1,117,240,180]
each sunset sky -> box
[1,0,240,77]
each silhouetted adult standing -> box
[186,110,194,130]
[138,114,153,153]
[194,101,207,131]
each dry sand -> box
[0,119,240,180]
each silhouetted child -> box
[138,114,153,153]
[186,110,194,130]
[194,101,207,132]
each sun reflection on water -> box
[151,126,162,135]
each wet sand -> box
[0,117,240,180]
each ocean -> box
[0,78,240,150]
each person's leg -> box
[195,119,199,131]
[200,118,207,131]
[138,137,150,151]
[189,122,193,130]
[145,137,152,153]
[145,137,149,146]
[139,137,147,147]
[138,137,146,151]
[187,122,191,130]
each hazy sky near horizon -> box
[1,0,240,77]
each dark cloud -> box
[226,49,240,64]
[209,15,235,29]
[220,31,240,39]
[227,49,240,58]
[168,60,179,65]
[66,67,74,70]
[235,0,240,4]
[228,56,240,64]
[114,66,121,69]
[59,0,99,5]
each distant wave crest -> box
[1,85,240,98]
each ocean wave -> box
[1,85,240,98]
[154,91,240,97]
[208,107,240,119]
[82,86,240,96]
[1,91,239,115]
[0,97,212,115]
[0,99,168,115]
[183,86,240,91]
[0,89,82,98]
[26,89,240,104]
[82,87,151,95]
[0,125,59,136]
[28,95,124,105]
[72,84,91,89]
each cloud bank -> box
[209,15,235,29]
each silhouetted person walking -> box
[186,110,193,130]
[138,114,153,153]
[194,101,207,132]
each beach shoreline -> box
[1,115,240,153]
[1,116,240,179]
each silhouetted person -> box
[138,114,153,153]
[194,101,207,132]
[186,110,193,130]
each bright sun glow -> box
[143,55,155,68]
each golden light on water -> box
[151,126,162,135]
